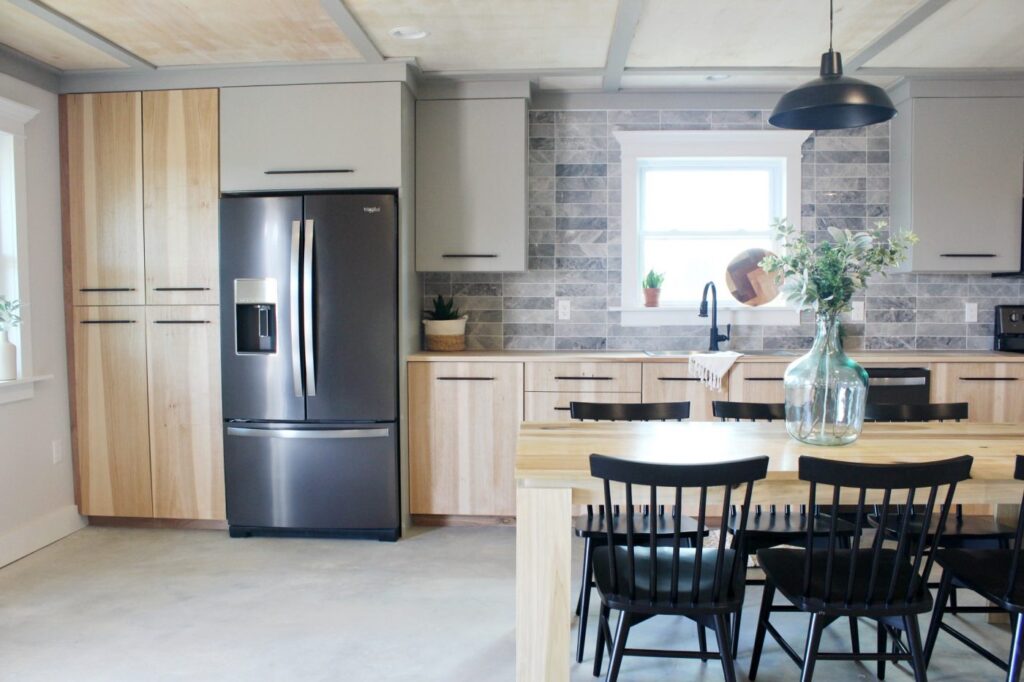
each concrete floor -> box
[0,526,1012,681]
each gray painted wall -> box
[423,107,1024,352]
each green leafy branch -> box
[0,296,21,333]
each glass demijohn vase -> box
[783,313,868,446]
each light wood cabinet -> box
[416,98,528,272]
[72,307,152,517]
[409,362,523,517]
[892,97,1024,273]
[932,363,1024,423]
[524,391,642,422]
[525,362,641,393]
[642,363,722,421]
[727,362,788,403]
[146,307,225,520]
[63,92,145,306]
[143,89,220,305]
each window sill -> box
[613,306,800,327]
[0,374,53,406]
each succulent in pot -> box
[642,269,665,308]
[423,294,468,351]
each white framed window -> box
[616,130,809,326]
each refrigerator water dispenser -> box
[234,278,278,354]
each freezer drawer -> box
[224,423,399,536]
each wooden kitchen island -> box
[514,420,1024,681]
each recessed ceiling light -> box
[389,26,429,40]
[705,74,730,82]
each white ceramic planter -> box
[423,317,468,351]
[0,330,16,381]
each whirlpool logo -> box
[363,206,382,214]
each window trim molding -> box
[615,129,809,326]
[0,93,40,404]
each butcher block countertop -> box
[408,350,1024,363]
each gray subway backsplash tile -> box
[421,108,1012,352]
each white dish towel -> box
[688,351,743,392]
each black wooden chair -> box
[924,454,1024,682]
[569,401,705,664]
[589,452,769,682]
[865,402,1016,614]
[713,400,860,658]
[749,454,974,682]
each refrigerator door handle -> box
[303,218,317,397]
[226,426,390,439]
[290,219,303,397]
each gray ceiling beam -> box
[846,0,952,72]
[8,0,154,70]
[0,42,60,92]
[602,0,645,92]
[319,0,384,64]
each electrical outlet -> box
[965,302,978,323]
[51,439,64,464]
[849,301,865,322]
[557,298,571,321]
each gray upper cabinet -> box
[416,98,528,272]
[892,96,1024,273]
[220,83,403,192]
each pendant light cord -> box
[829,0,834,52]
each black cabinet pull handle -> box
[437,377,495,381]
[265,169,354,175]
[153,287,211,292]
[79,287,135,292]
[745,377,784,382]
[555,376,613,381]
[959,377,1019,381]
[154,320,211,325]
[80,320,135,324]
[658,377,700,382]
[442,254,498,258]
[940,253,997,258]
[553,407,571,411]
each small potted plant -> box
[642,269,665,307]
[0,296,21,381]
[423,294,468,351]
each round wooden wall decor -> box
[725,248,780,306]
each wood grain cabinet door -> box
[409,362,523,516]
[524,391,643,422]
[143,90,220,305]
[63,92,145,306]
[73,307,152,517]
[146,306,225,520]
[932,362,1024,423]
[728,362,789,404]
[642,363,721,421]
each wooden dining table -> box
[514,420,1024,682]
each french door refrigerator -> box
[219,192,399,540]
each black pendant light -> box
[770,0,897,130]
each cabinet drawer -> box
[933,362,1024,423]
[525,391,642,422]
[728,363,788,404]
[641,363,722,421]
[525,362,641,393]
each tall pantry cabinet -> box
[62,89,224,520]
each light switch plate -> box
[557,298,571,321]
[850,301,865,322]
[965,302,978,323]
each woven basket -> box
[424,317,467,352]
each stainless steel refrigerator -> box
[219,192,399,540]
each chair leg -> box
[593,605,610,677]
[904,615,928,682]
[949,586,958,613]
[800,612,825,682]
[698,619,708,662]
[924,570,954,667]
[849,617,861,654]
[1009,608,1024,682]
[576,538,594,663]
[731,605,742,659]
[605,611,632,682]
[714,613,739,682]
[748,582,776,681]
[878,622,888,680]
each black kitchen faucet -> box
[698,281,731,352]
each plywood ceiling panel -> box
[627,0,920,68]
[867,0,1024,68]
[0,2,124,70]
[42,0,361,66]
[346,0,618,71]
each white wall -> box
[0,72,83,567]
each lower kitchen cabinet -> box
[641,363,721,421]
[146,306,225,520]
[933,363,1024,423]
[408,362,523,517]
[73,307,153,517]
[524,391,642,422]
[727,362,788,403]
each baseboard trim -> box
[0,505,86,568]
[87,516,228,530]
[412,514,516,527]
